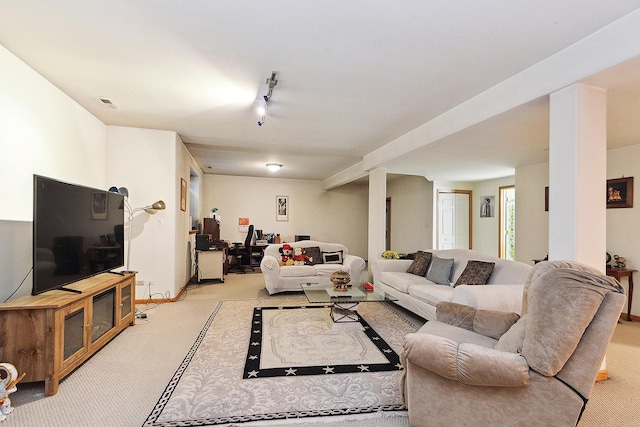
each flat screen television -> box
[33,175,125,295]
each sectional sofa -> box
[372,249,532,320]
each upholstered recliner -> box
[401,260,625,427]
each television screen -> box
[33,175,125,295]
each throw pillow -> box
[304,246,321,265]
[454,260,496,287]
[406,251,432,276]
[322,250,343,264]
[426,256,454,285]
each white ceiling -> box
[2,1,640,183]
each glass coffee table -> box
[301,282,397,323]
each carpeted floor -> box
[143,300,418,426]
[6,272,640,426]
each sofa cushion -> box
[426,256,454,285]
[314,263,350,277]
[408,283,454,307]
[407,251,432,276]
[322,250,343,264]
[454,260,495,287]
[304,246,322,265]
[495,315,527,354]
[380,272,430,293]
[278,265,316,277]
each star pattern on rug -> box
[358,365,370,372]
[323,366,335,374]
[247,370,259,378]
[285,368,297,376]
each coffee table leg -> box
[331,302,359,322]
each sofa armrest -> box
[452,284,524,314]
[260,255,281,295]
[436,302,520,340]
[402,333,529,387]
[342,254,365,278]
[371,259,413,285]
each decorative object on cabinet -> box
[607,177,633,208]
[613,255,627,269]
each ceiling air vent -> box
[98,98,119,110]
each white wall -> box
[387,175,433,254]
[106,127,179,299]
[472,176,515,257]
[515,163,549,265]
[202,175,369,259]
[0,44,108,301]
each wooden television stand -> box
[0,272,136,396]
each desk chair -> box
[230,225,255,273]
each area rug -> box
[143,299,421,426]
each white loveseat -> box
[260,240,366,295]
[372,249,532,321]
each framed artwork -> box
[607,177,633,208]
[180,178,187,211]
[545,187,549,212]
[276,195,289,221]
[92,192,108,220]
[479,196,494,218]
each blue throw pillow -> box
[426,256,454,285]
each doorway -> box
[499,186,516,260]
[437,190,472,250]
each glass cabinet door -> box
[63,303,87,362]
[119,282,132,321]
[92,288,116,343]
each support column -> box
[549,83,608,379]
[548,83,607,269]
[368,168,387,278]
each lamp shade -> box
[144,200,166,214]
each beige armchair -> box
[401,260,625,427]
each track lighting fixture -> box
[266,163,282,172]
[257,71,278,126]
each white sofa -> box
[260,240,366,295]
[372,249,532,321]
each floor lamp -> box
[109,186,166,272]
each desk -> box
[196,249,225,283]
[210,241,229,274]
[606,268,636,321]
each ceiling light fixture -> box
[257,71,278,126]
[266,163,282,172]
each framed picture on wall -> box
[479,196,494,218]
[180,178,187,211]
[276,195,289,221]
[607,177,633,208]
